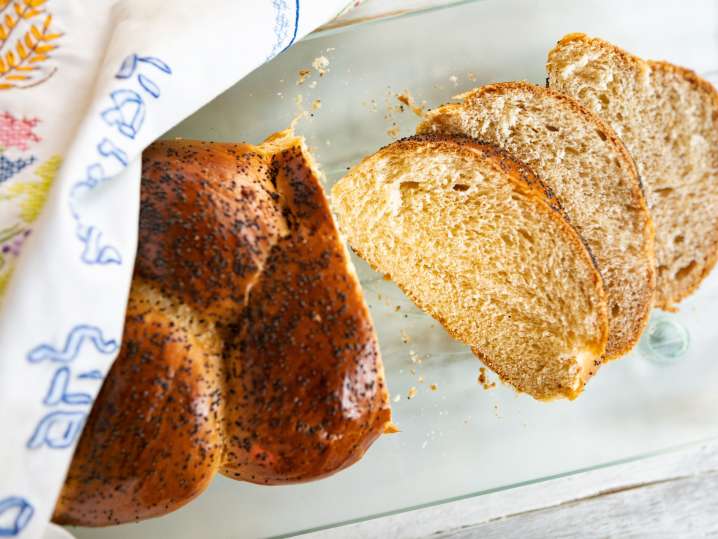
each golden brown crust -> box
[548,34,718,311]
[346,135,609,400]
[54,134,390,526]
[420,82,656,359]
[54,282,225,525]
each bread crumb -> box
[312,99,322,110]
[308,80,317,89]
[394,305,401,312]
[430,383,438,391]
[384,422,400,434]
[467,72,477,82]
[421,440,428,449]
[449,75,459,87]
[478,367,496,390]
[387,125,400,138]
[326,47,336,52]
[294,94,304,112]
[325,139,331,146]
[297,69,311,85]
[393,394,401,402]
[407,386,417,399]
[409,349,422,364]
[312,55,330,76]
[400,330,411,344]
[418,375,424,384]
[396,90,427,117]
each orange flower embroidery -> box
[0,0,62,90]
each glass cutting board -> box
[71,0,718,537]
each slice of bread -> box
[417,82,655,359]
[547,33,718,310]
[331,135,608,400]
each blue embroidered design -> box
[138,74,160,98]
[115,54,171,79]
[76,224,122,265]
[26,411,87,449]
[75,225,122,266]
[68,164,122,265]
[0,497,33,536]
[268,0,300,60]
[97,137,128,166]
[43,367,93,405]
[77,369,104,380]
[0,155,36,184]
[27,324,119,364]
[25,325,117,451]
[101,90,145,139]
[72,53,171,265]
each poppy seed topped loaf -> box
[53,130,391,526]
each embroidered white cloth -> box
[0,1,349,537]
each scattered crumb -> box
[410,368,416,375]
[400,330,411,344]
[326,47,336,52]
[296,68,311,85]
[449,75,459,87]
[393,394,401,403]
[308,80,317,89]
[396,90,427,117]
[276,92,284,98]
[311,99,322,110]
[430,383,438,391]
[387,125,400,138]
[294,93,304,111]
[383,273,391,280]
[384,422,400,434]
[364,99,378,112]
[394,305,401,312]
[467,72,477,82]
[409,350,422,364]
[312,55,330,76]
[418,376,424,384]
[421,440,428,449]
[407,386,417,399]
[478,367,496,390]
[325,139,331,146]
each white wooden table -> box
[305,2,718,536]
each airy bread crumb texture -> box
[547,33,718,310]
[332,135,608,400]
[418,82,655,358]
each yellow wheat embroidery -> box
[0,154,61,298]
[0,0,62,90]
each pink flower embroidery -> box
[0,112,41,152]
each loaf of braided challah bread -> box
[53,130,391,526]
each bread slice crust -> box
[547,33,718,310]
[332,134,609,400]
